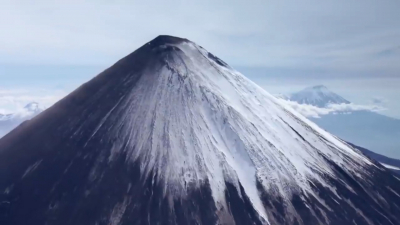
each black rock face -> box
[0,35,400,225]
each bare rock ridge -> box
[0,35,400,225]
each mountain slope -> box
[288,85,350,107]
[348,142,400,175]
[1,35,400,225]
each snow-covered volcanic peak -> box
[91,37,370,216]
[1,35,399,225]
[289,85,350,107]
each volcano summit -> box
[0,35,400,225]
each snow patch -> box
[381,163,400,171]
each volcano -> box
[288,85,350,107]
[1,35,400,225]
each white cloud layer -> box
[277,98,385,118]
[0,88,66,114]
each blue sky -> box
[0,0,399,118]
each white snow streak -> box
[381,163,400,171]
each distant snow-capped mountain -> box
[23,102,42,114]
[288,85,350,107]
[0,102,44,137]
[287,85,400,160]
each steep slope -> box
[289,85,350,107]
[348,142,400,175]
[312,110,400,159]
[1,35,400,225]
[0,102,43,138]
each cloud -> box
[326,103,385,113]
[0,0,399,76]
[277,98,385,118]
[0,88,66,114]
